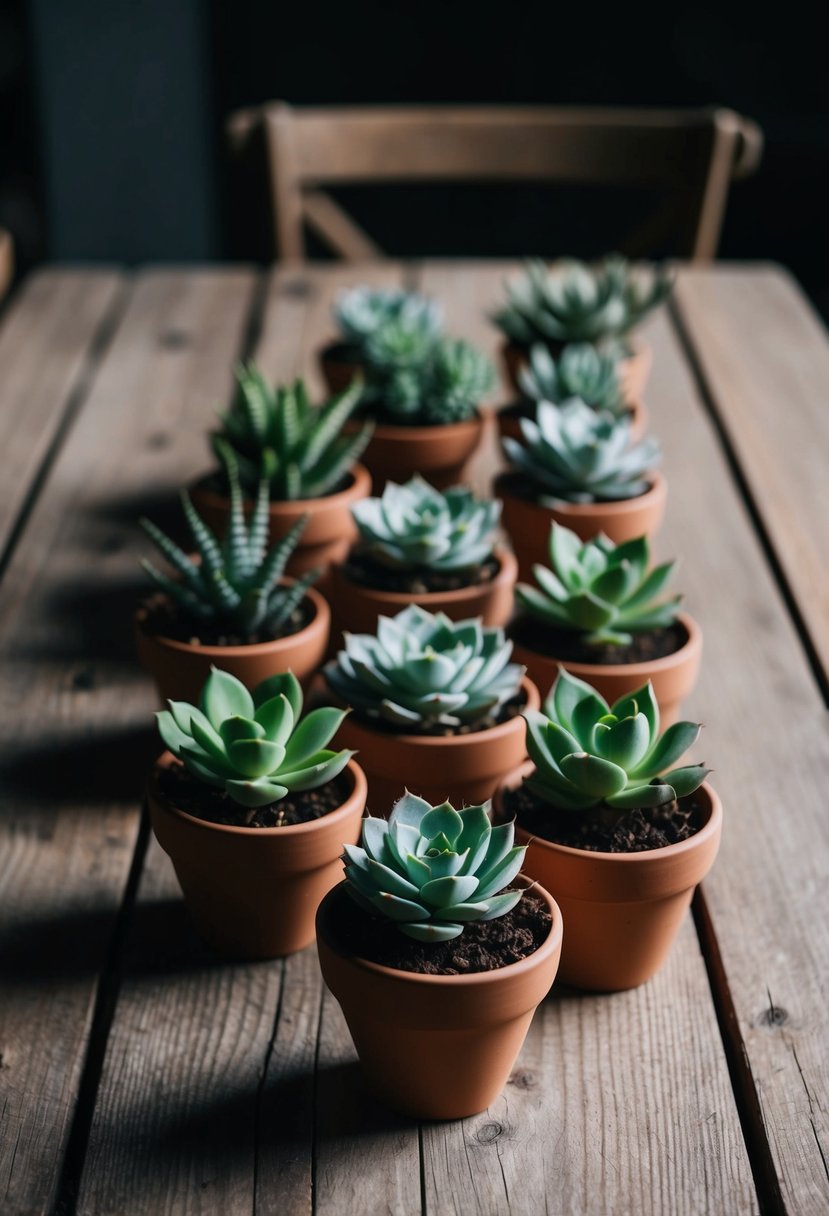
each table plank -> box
[673,264,829,695]
[415,261,757,1216]
[0,268,257,1216]
[645,300,829,1215]
[0,267,125,562]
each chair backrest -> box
[227,104,763,264]
[0,229,13,300]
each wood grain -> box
[0,268,257,1215]
[0,267,125,560]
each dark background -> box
[2,0,828,314]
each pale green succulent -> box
[503,398,660,504]
[324,604,524,729]
[157,668,354,808]
[518,343,624,414]
[381,336,494,425]
[517,524,680,645]
[140,451,317,639]
[213,366,372,500]
[494,256,673,348]
[343,791,526,941]
[524,669,707,811]
[334,286,443,350]
[351,476,500,572]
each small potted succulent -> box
[190,365,373,578]
[320,285,495,488]
[316,792,562,1118]
[136,459,329,703]
[329,475,517,635]
[495,398,666,579]
[496,341,648,448]
[149,668,366,958]
[323,605,539,811]
[511,524,701,727]
[495,669,721,991]
[493,255,673,398]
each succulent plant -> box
[342,791,526,941]
[503,398,660,504]
[517,524,680,645]
[524,669,707,811]
[213,366,372,501]
[157,668,353,808]
[380,336,495,425]
[334,286,443,351]
[351,476,500,572]
[518,342,624,414]
[140,450,317,639]
[494,256,674,348]
[324,604,524,729]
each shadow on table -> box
[0,722,156,809]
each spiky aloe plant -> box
[503,398,660,503]
[517,524,680,645]
[157,668,353,807]
[324,604,524,729]
[213,366,372,500]
[335,286,443,351]
[351,476,500,572]
[343,791,526,941]
[494,256,673,348]
[524,669,707,811]
[140,451,317,639]
[518,343,624,414]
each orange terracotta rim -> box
[190,464,371,517]
[135,582,330,662]
[521,612,702,685]
[317,875,562,989]
[334,546,517,612]
[149,751,367,841]
[501,335,651,363]
[364,414,484,443]
[496,470,666,520]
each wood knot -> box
[476,1121,505,1145]
[146,431,172,450]
[71,667,96,691]
[158,329,191,348]
[279,277,311,298]
[759,1003,789,1028]
[508,1070,537,1090]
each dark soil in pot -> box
[342,550,499,595]
[140,592,313,648]
[325,884,551,975]
[157,760,352,829]
[503,783,706,853]
[510,615,688,666]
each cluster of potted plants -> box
[132,253,722,1121]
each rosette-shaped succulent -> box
[213,366,372,500]
[157,668,354,807]
[518,342,623,414]
[324,605,524,728]
[494,256,673,347]
[343,791,527,941]
[351,476,500,572]
[334,286,443,350]
[419,338,495,424]
[517,523,680,645]
[140,450,317,639]
[524,669,707,811]
[503,398,660,504]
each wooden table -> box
[0,261,827,1216]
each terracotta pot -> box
[501,338,652,405]
[347,415,485,492]
[329,547,517,638]
[496,395,649,448]
[316,879,563,1118]
[148,754,367,959]
[319,342,365,396]
[495,767,721,991]
[332,677,540,815]
[496,471,667,582]
[135,583,330,704]
[189,464,371,583]
[511,612,702,729]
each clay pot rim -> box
[333,546,517,610]
[356,413,484,441]
[495,469,667,520]
[501,335,650,361]
[135,582,330,660]
[149,751,367,841]
[498,764,722,866]
[190,463,371,516]
[513,610,701,683]
[329,675,540,750]
[317,876,562,988]
[493,395,646,422]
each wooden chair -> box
[0,229,13,300]
[226,104,763,264]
